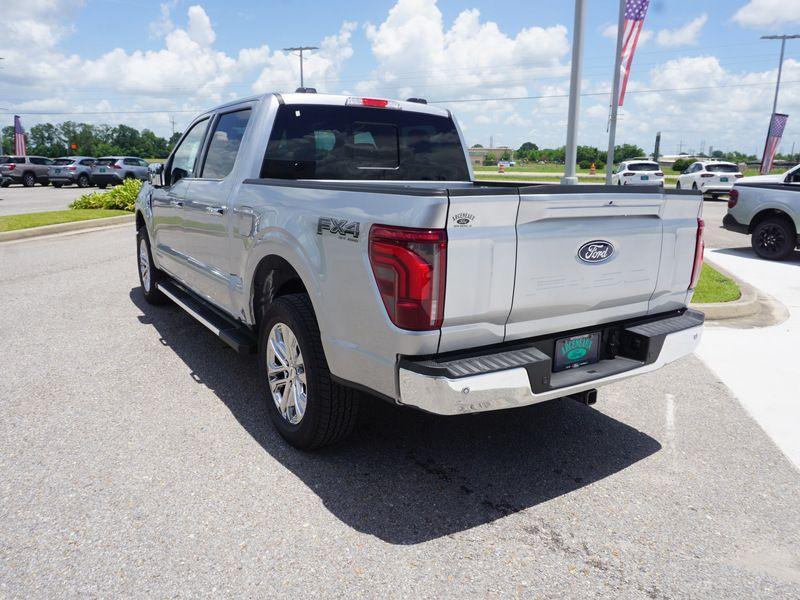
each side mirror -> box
[682,169,689,174]
[148,163,165,187]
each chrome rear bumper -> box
[398,316,703,416]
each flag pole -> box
[605,0,626,184]
[561,0,586,185]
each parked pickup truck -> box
[724,164,800,260]
[135,92,705,449]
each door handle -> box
[205,205,225,215]
[170,199,184,208]
[233,205,255,216]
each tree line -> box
[475,142,646,169]
[0,122,182,159]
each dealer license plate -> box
[720,177,728,182]
[553,332,601,372]
[641,175,649,180]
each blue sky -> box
[3,0,800,156]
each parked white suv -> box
[676,161,742,197]
[611,160,664,186]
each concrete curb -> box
[690,258,759,320]
[0,214,135,242]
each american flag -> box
[760,112,788,175]
[14,115,27,156]
[618,0,650,106]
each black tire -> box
[259,294,358,449]
[1,180,9,187]
[53,182,63,188]
[98,184,107,189]
[675,181,681,190]
[77,174,90,188]
[751,217,796,261]
[124,172,134,180]
[22,172,36,187]
[136,227,168,304]
[692,182,698,191]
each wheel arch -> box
[251,254,310,331]
[749,208,796,235]
[135,210,146,232]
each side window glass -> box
[201,109,252,179]
[169,118,209,183]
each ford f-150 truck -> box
[135,92,705,449]
[724,164,800,260]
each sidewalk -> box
[695,248,800,468]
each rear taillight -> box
[735,174,743,178]
[67,166,76,171]
[655,171,664,176]
[368,224,447,331]
[700,173,713,178]
[689,218,705,290]
[728,189,738,209]
[7,163,15,171]
[623,172,634,177]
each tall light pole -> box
[760,34,799,171]
[282,46,318,89]
[561,0,586,185]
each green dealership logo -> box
[560,337,593,361]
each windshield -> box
[706,164,739,173]
[263,104,470,181]
[628,162,659,172]
[52,159,74,166]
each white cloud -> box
[733,0,800,29]
[186,4,216,46]
[360,0,570,100]
[0,4,356,135]
[656,14,707,47]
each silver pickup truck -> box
[724,164,800,260]
[135,92,705,449]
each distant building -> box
[468,146,511,166]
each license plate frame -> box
[720,177,728,182]
[641,175,649,180]
[553,332,601,372]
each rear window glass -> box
[0,157,11,164]
[628,162,659,171]
[706,163,738,173]
[95,158,117,166]
[53,159,74,166]
[262,104,469,181]
[1,156,26,163]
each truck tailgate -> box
[505,189,666,340]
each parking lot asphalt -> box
[1,225,799,597]
[0,185,90,216]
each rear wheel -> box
[98,184,107,189]
[22,173,36,187]
[53,182,63,188]
[77,174,90,188]
[136,227,168,304]
[676,181,681,190]
[692,182,698,191]
[259,294,358,449]
[751,217,796,260]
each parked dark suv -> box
[0,155,54,187]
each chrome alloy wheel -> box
[267,322,307,425]
[139,238,151,292]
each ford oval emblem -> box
[578,240,614,263]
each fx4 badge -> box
[317,217,360,241]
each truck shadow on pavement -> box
[131,288,661,545]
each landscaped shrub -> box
[70,178,142,212]
[672,158,693,173]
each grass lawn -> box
[691,263,741,304]
[0,209,130,233]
